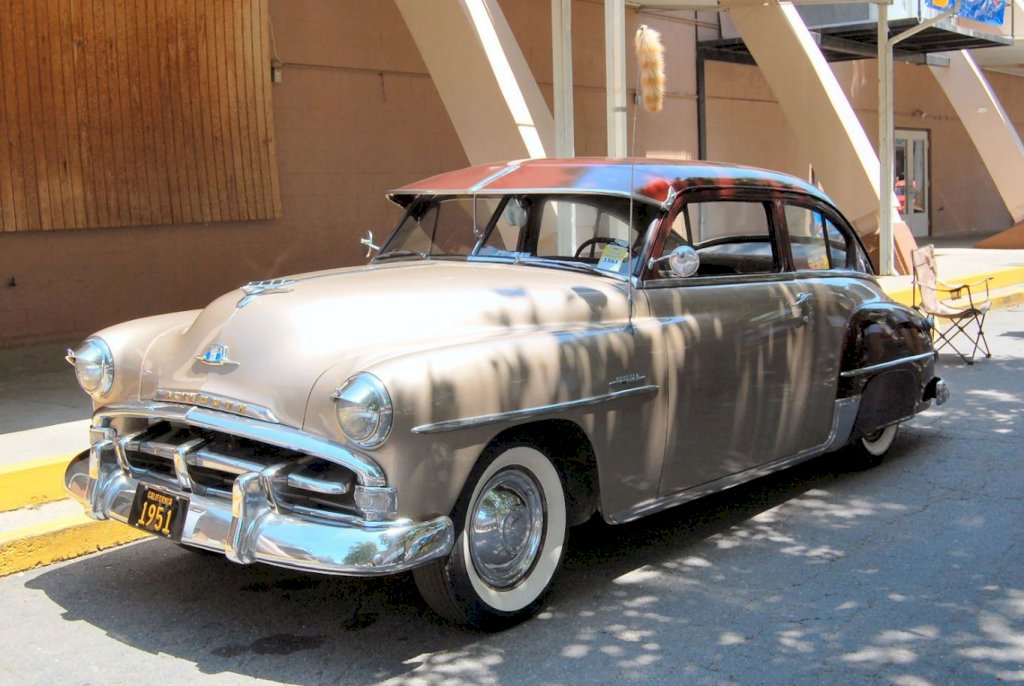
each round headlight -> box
[333,373,392,448]
[67,338,114,397]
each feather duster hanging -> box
[634,25,665,114]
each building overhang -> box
[698,2,1014,65]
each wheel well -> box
[487,420,599,527]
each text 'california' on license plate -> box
[129,484,189,540]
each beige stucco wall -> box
[706,58,1016,238]
[0,0,703,348]
[504,3,699,159]
[987,70,1024,141]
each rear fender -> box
[838,303,935,440]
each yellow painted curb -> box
[0,453,79,513]
[0,514,150,577]
[885,266,1024,307]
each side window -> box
[784,205,831,270]
[784,204,870,273]
[653,200,776,278]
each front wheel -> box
[844,423,899,470]
[413,444,567,630]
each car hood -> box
[139,260,630,428]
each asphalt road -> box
[2,307,1022,686]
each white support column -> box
[930,50,1024,223]
[876,0,960,274]
[605,0,628,158]
[552,0,575,158]
[878,2,894,275]
[396,0,553,164]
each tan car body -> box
[64,159,945,626]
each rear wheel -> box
[413,444,567,631]
[845,423,899,470]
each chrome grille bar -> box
[287,472,350,496]
[95,401,390,519]
[187,449,265,476]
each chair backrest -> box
[911,244,941,311]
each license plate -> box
[129,484,188,540]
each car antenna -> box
[627,24,665,333]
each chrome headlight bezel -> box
[332,373,393,448]
[66,337,115,398]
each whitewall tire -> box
[413,444,567,630]
[845,423,899,470]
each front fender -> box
[305,323,663,521]
[82,310,202,408]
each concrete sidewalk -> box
[878,241,1024,309]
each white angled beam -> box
[930,50,1024,223]
[396,0,553,163]
[727,1,884,229]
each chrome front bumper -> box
[64,446,454,576]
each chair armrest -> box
[940,276,993,290]
[934,277,990,300]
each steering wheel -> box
[574,236,619,258]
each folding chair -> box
[911,244,991,364]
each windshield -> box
[375,194,662,279]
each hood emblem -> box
[237,278,296,308]
[196,343,239,367]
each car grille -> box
[118,419,359,520]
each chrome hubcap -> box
[468,469,545,589]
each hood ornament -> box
[237,278,296,308]
[196,343,239,367]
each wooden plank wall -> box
[0,0,281,232]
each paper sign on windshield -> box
[597,244,629,272]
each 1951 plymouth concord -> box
[64,158,948,629]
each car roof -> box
[387,157,833,209]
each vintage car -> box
[64,158,948,630]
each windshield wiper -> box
[375,249,429,261]
[513,256,623,279]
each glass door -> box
[894,129,930,237]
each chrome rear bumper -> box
[64,446,454,576]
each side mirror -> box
[360,230,380,258]
[649,245,700,278]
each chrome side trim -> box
[839,351,935,378]
[608,395,859,525]
[823,396,860,453]
[95,402,386,488]
[411,385,660,435]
